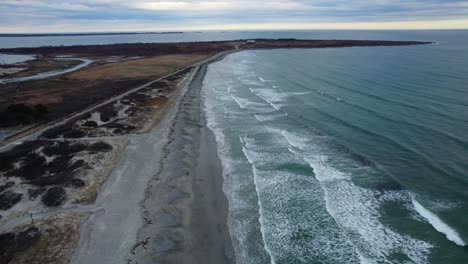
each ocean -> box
[202,31,468,263]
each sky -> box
[1,0,468,33]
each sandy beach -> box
[70,53,235,264]
[129,61,235,264]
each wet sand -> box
[158,63,234,263]
[127,58,235,264]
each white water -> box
[204,71,274,263]
[239,133,361,263]
[279,129,433,263]
[241,137,277,264]
[412,199,466,247]
[201,50,467,264]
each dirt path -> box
[0,58,93,84]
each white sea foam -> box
[240,134,361,263]
[254,113,288,122]
[203,61,278,264]
[291,91,311,96]
[240,137,277,264]
[412,198,466,246]
[237,77,263,86]
[249,88,287,110]
[277,129,434,263]
[358,251,373,264]
[229,93,271,112]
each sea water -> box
[202,31,468,263]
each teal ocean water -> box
[202,32,468,263]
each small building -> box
[246,40,256,44]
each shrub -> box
[0,227,41,263]
[0,191,22,210]
[34,104,48,115]
[41,187,67,207]
[0,104,49,126]
[88,142,113,152]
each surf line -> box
[412,198,466,247]
[240,135,277,264]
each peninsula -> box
[0,39,431,264]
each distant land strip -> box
[0,39,433,56]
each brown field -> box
[68,54,210,81]
[0,54,209,126]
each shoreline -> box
[188,61,236,263]
[126,54,235,263]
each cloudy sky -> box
[1,0,468,33]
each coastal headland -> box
[0,39,431,263]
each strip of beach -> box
[0,39,431,263]
[71,52,236,264]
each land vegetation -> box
[0,104,48,126]
[0,61,193,263]
[0,53,210,130]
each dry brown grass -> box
[0,54,208,124]
[10,212,87,264]
[68,54,210,81]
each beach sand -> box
[127,61,235,264]
[71,54,235,264]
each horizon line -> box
[2,18,468,34]
[1,28,468,35]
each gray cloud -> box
[1,0,468,32]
